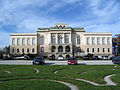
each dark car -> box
[93,56,99,60]
[83,56,90,60]
[67,57,78,65]
[112,56,120,64]
[33,57,45,65]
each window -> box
[12,49,14,53]
[27,38,30,45]
[92,37,95,45]
[41,47,44,52]
[65,35,69,44]
[87,48,89,52]
[58,46,63,52]
[97,48,99,52]
[92,48,94,53]
[12,38,15,45]
[103,48,105,52]
[17,38,20,45]
[58,35,62,44]
[77,47,81,52]
[102,38,105,45]
[108,48,110,52]
[32,38,35,45]
[51,36,56,44]
[41,36,44,45]
[17,48,19,53]
[27,48,29,53]
[107,37,110,45]
[86,37,90,45]
[22,38,25,45]
[22,48,24,53]
[77,36,80,44]
[32,48,35,53]
[97,37,100,45]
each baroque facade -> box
[10,23,112,59]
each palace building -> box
[10,23,112,59]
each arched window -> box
[65,46,70,52]
[58,46,63,52]
[51,46,56,52]
[77,47,81,52]
[41,47,44,53]
[66,55,70,59]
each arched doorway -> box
[58,46,63,52]
[77,47,81,52]
[52,54,55,60]
[65,46,70,52]
[51,46,56,52]
[66,55,70,59]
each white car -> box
[58,56,64,60]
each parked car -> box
[67,57,78,65]
[32,57,45,65]
[48,56,55,60]
[102,56,108,60]
[83,56,90,60]
[112,56,120,64]
[93,56,99,60]
[58,56,64,60]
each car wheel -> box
[33,63,35,65]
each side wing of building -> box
[10,33,37,55]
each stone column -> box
[69,33,72,44]
[50,33,52,44]
[56,33,58,44]
[63,33,65,44]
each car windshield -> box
[68,57,76,60]
[35,57,43,60]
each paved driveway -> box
[0,59,114,65]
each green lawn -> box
[0,65,120,90]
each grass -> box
[0,65,120,90]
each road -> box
[0,59,114,65]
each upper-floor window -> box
[97,37,100,45]
[77,36,80,44]
[107,37,110,45]
[22,38,25,45]
[32,38,35,45]
[27,38,30,45]
[41,36,44,45]
[12,38,15,45]
[102,37,105,45]
[92,37,95,45]
[65,35,69,44]
[17,38,20,45]
[51,36,56,44]
[58,35,62,44]
[86,37,90,45]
